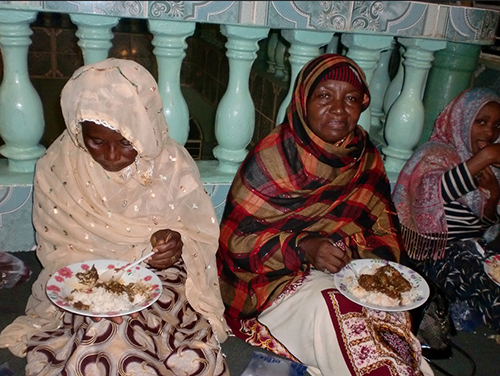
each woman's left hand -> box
[149,229,183,270]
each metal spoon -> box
[99,251,154,282]
[344,262,359,279]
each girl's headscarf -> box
[393,87,500,260]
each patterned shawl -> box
[0,58,227,356]
[392,87,500,261]
[217,54,404,319]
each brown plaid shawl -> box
[217,54,404,319]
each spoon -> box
[99,251,154,282]
[344,262,359,279]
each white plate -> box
[484,254,500,287]
[46,259,162,317]
[334,259,430,312]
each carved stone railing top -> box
[0,1,497,44]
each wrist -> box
[296,236,310,263]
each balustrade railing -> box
[0,1,498,251]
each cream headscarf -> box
[0,58,228,356]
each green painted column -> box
[419,42,482,147]
[149,20,196,145]
[341,34,395,134]
[275,30,334,126]
[383,44,405,124]
[213,25,270,174]
[70,14,119,65]
[371,40,396,141]
[274,38,288,81]
[383,38,447,182]
[0,10,45,174]
[266,30,279,74]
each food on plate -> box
[346,263,420,307]
[67,265,154,312]
[487,256,500,282]
[358,264,412,300]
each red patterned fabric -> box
[227,285,423,376]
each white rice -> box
[69,285,148,312]
[345,265,421,307]
[489,259,500,282]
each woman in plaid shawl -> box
[217,54,432,376]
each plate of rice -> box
[334,259,429,312]
[484,254,500,287]
[46,259,162,317]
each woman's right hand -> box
[469,143,500,174]
[476,165,500,196]
[468,144,500,218]
[149,229,183,270]
[299,237,350,274]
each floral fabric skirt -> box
[226,270,433,376]
[25,264,229,376]
[412,239,500,334]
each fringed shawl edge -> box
[400,225,448,261]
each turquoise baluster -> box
[420,42,482,147]
[325,35,340,54]
[0,10,45,176]
[276,30,334,126]
[213,25,270,174]
[266,30,279,74]
[370,40,396,145]
[341,34,394,134]
[149,20,196,145]
[274,38,288,81]
[69,14,119,64]
[382,38,447,182]
[382,43,405,132]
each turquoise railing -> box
[0,1,498,252]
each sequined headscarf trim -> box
[1,59,229,355]
[61,59,168,185]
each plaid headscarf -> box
[393,87,500,260]
[217,54,403,319]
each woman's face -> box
[81,121,138,172]
[470,101,500,155]
[306,79,363,144]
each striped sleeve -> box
[441,162,499,244]
[441,162,477,203]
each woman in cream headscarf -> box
[0,58,229,376]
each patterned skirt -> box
[226,270,432,376]
[412,239,500,334]
[25,263,229,376]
